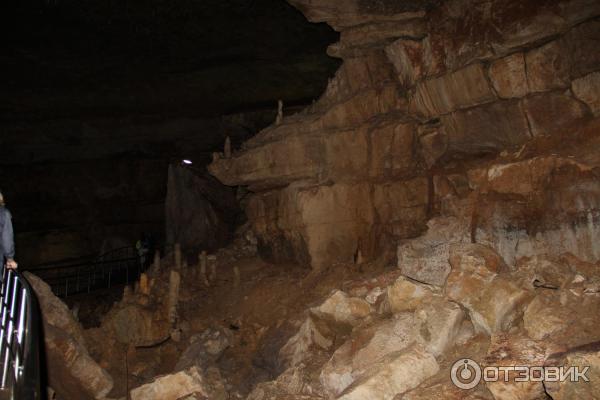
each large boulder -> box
[175,327,233,371]
[129,367,223,400]
[485,334,551,400]
[279,317,334,369]
[336,345,439,400]
[545,349,600,400]
[25,273,114,400]
[321,300,463,396]
[445,244,531,335]
[398,216,470,286]
[386,276,436,313]
[309,290,373,329]
[320,313,421,396]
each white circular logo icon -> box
[451,358,482,390]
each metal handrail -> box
[0,267,42,399]
[25,246,152,297]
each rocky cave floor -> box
[71,253,387,398]
[28,200,600,399]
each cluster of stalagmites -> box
[26,226,258,400]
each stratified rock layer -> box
[210,0,600,270]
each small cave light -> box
[182,159,193,165]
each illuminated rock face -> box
[210,0,600,270]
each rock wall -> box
[209,0,600,270]
[165,164,241,254]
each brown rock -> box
[411,63,497,118]
[523,292,572,341]
[526,40,571,93]
[324,128,370,181]
[175,328,232,371]
[564,18,600,79]
[369,118,418,179]
[321,84,407,129]
[287,0,427,30]
[475,154,600,265]
[402,382,493,400]
[572,71,600,116]
[415,298,465,357]
[441,99,531,156]
[320,313,421,396]
[445,244,530,334]
[333,19,427,58]
[522,92,589,137]
[557,0,600,25]
[372,178,429,239]
[418,123,448,167]
[208,133,323,190]
[489,0,566,55]
[337,345,439,400]
[398,216,471,287]
[387,276,435,313]
[25,273,113,400]
[485,333,550,400]
[110,304,155,344]
[279,317,333,368]
[489,52,528,98]
[129,367,209,400]
[545,350,600,399]
[385,39,424,87]
[165,164,239,252]
[298,183,374,269]
[310,290,373,328]
[523,287,600,347]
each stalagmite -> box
[233,266,241,288]
[199,251,209,286]
[153,250,161,272]
[174,243,182,269]
[275,99,283,125]
[167,270,181,326]
[209,255,217,281]
[224,136,232,158]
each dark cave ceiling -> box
[0,0,340,121]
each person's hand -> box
[6,259,17,270]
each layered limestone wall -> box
[210,0,600,269]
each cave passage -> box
[2,0,600,399]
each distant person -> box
[136,233,150,267]
[0,191,17,270]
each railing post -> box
[76,266,80,293]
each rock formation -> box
[25,273,114,400]
[209,0,600,271]
[165,164,241,253]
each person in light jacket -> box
[0,191,17,270]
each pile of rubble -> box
[248,232,600,399]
